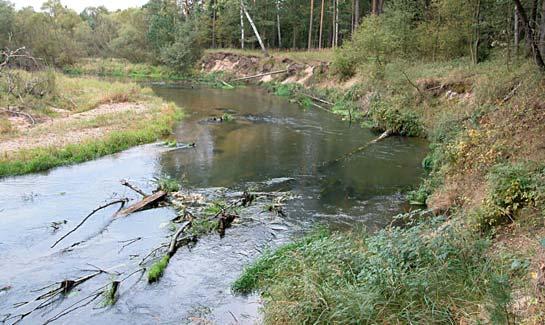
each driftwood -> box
[51,199,128,248]
[232,69,289,82]
[167,221,192,258]
[115,191,167,217]
[296,92,334,106]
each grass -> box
[147,255,170,283]
[64,58,186,80]
[234,220,513,324]
[153,176,181,193]
[0,101,182,177]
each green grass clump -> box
[154,176,181,193]
[233,220,511,324]
[148,255,170,283]
[0,104,182,177]
[188,218,218,237]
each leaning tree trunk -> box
[242,3,269,56]
[512,0,545,70]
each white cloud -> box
[12,0,149,13]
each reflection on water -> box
[154,86,428,228]
[0,86,427,324]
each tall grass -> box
[234,219,512,324]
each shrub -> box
[471,163,544,230]
[366,96,423,136]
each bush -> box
[471,163,544,230]
[366,96,423,136]
[233,220,511,324]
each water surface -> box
[0,86,427,324]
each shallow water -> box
[0,86,427,324]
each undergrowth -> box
[233,219,512,324]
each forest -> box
[1,0,545,324]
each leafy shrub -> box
[233,219,511,324]
[471,163,544,230]
[366,96,423,136]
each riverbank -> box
[0,72,182,177]
[201,50,545,323]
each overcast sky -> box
[12,0,149,13]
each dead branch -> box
[322,130,392,167]
[167,221,192,257]
[118,237,143,253]
[501,81,522,104]
[0,107,36,125]
[231,69,289,82]
[115,191,166,217]
[120,179,147,197]
[51,199,128,248]
[295,92,334,106]
[401,71,423,96]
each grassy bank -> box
[64,58,186,80]
[0,71,182,177]
[229,52,545,323]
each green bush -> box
[233,219,511,324]
[471,163,544,230]
[366,96,423,136]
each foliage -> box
[159,20,203,74]
[153,176,181,193]
[147,255,170,283]
[366,95,423,137]
[471,163,544,230]
[234,219,511,324]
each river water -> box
[0,86,427,324]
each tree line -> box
[0,0,544,71]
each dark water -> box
[0,86,427,324]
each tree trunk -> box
[512,0,545,69]
[242,3,269,56]
[355,0,360,28]
[211,0,216,48]
[334,0,339,46]
[515,6,519,52]
[276,0,282,48]
[308,0,315,50]
[331,0,335,47]
[319,0,325,49]
[471,0,481,64]
[240,0,245,49]
[540,0,545,56]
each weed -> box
[148,255,170,283]
[221,113,234,122]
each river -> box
[0,86,427,324]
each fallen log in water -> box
[321,130,392,167]
[231,69,289,82]
[115,191,167,217]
